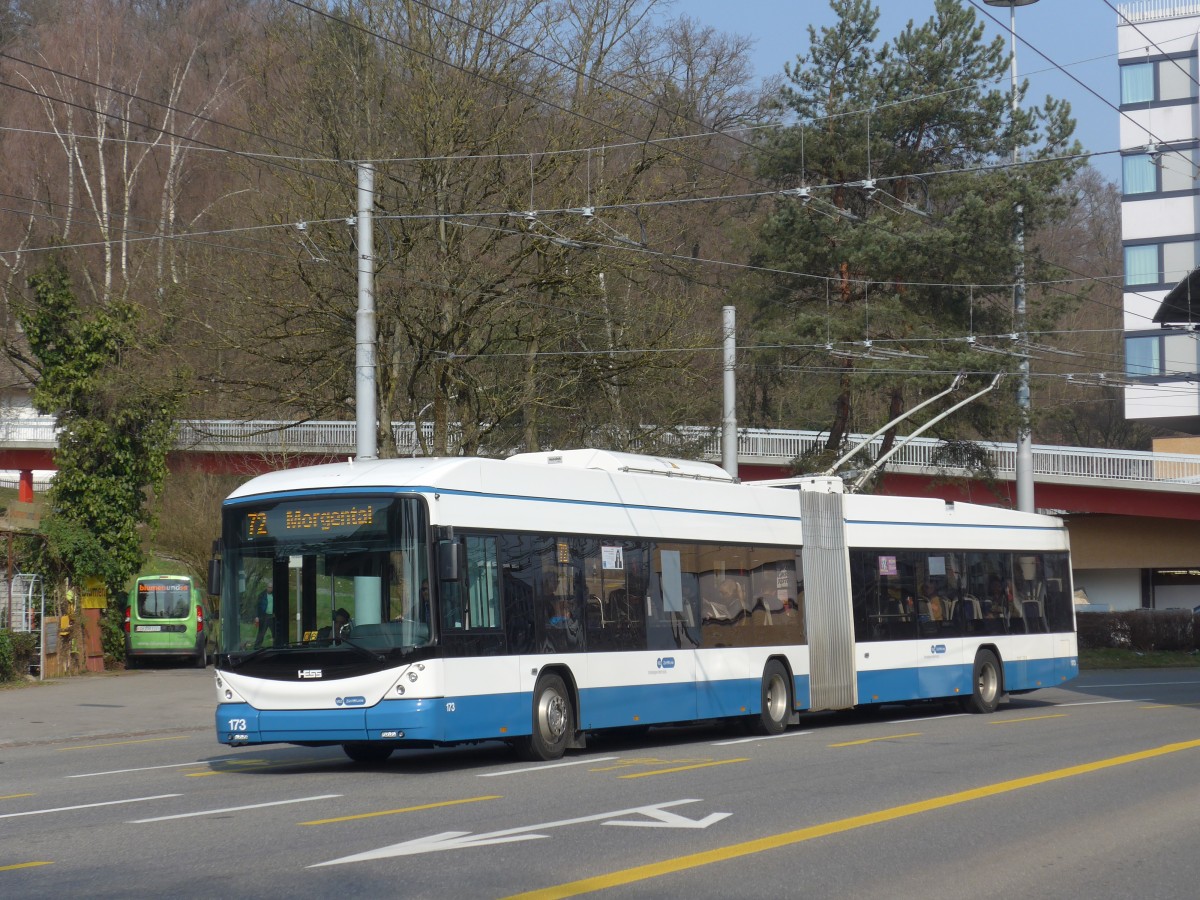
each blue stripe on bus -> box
[218,672,818,748]
[216,659,1073,747]
[858,655,1079,705]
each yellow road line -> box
[988,714,1068,726]
[0,861,53,872]
[618,759,749,779]
[0,794,34,801]
[56,736,189,751]
[590,758,704,773]
[1141,702,1200,710]
[507,737,1200,900]
[829,732,921,748]
[300,794,503,825]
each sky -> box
[682,0,1121,182]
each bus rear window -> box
[137,581,192,619]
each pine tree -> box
[747,0,1081,464]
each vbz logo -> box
[657,656,676,669]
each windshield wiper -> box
[224,641,307,667]
[333,635,386,662]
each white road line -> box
[128,794,342,823]
[69,759,241,778]
[0,794,181,820]
[477,756,619,777]
[712,731,814,746]
[1083,680,1200,688]
[1054,698,1148,707]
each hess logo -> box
[297,669,323,679]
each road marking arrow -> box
[605,806,731,829]
[311,799,729,866]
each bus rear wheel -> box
[961,649,1002,714]
[516,673,573,761]
[751,660,792,735]
[342,742,394,764]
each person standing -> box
[253,588,274,649]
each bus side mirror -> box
[438,540,459,582]
[207,558,222,596]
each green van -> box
[124,575,210,668]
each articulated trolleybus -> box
[212,449,1077,762]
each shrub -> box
[1076,609,1195,652]
[0,629,40,681]
[101,603,126,669]
[0,629,14,681]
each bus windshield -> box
[219,495,432,656]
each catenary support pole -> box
[356,162,377,460]
[985,0,1038,512]
[722,305,738,479]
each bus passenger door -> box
[645,547,699,724]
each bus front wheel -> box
[516,673,573,761]
[962,649,1002,714]
[752,660,792,735]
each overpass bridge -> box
[1,416,1199,520]
[2,416,1199,610]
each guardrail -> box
[3,417,1200,487]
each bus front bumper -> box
[215,698,445,746]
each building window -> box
[1125,331,1200,379]
[1124,240,1200,288]
[1123,149,1198,196]
[1159,57,1198,102]
[1123,154,1157,194]
[1126,335,1161,377]
[1121,62,1153,104]
[1164,331,1199,376]
[1125,244,1159,287]
[1162,149,1197,192]
[1120,56,1198,106]
[1164,240,1200,284]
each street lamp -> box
[984,0,1038,514]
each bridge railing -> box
[174,420,439,456]
[5,416,1200,486]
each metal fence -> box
[5,416,1200,487]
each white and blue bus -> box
[212,449,1077,762]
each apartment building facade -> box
[1119,0,1200,429]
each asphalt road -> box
[3,667,1200,899]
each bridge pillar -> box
[18,469,33,503]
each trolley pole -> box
[722,305,738,479]
[356,162,378,460]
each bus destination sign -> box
[243,500,388,540]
